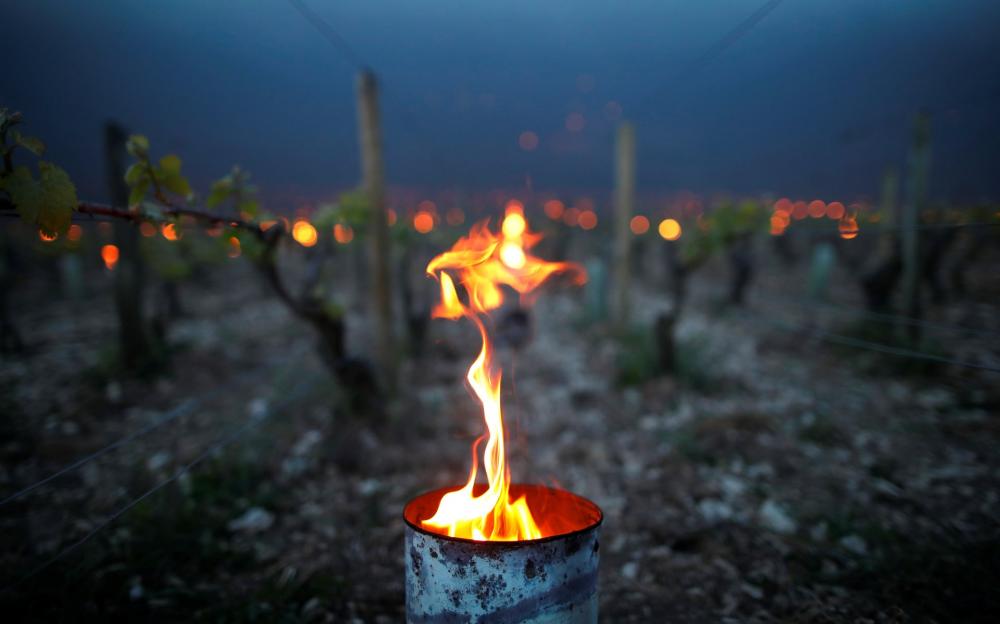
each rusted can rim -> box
[403,483,603,547]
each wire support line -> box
[770,295,1000,340]
[285,0,369,71]
[632,0,786,122]
[740,311,1000,374]
[0,380,315,593]
[0,400,198,507]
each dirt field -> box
[2,248,999,622]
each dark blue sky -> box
[3,0,999,208]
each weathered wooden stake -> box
[105,122,151,370]
[901,113,930,341]
[611,122,635,330]
[357,70,396,389]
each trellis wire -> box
[0,399,198,507]
[0,379,315,593]
[740,309,1000,374]
[769,295,1000,340]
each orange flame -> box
[422,205,585,541]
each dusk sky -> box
[4,0,999,208]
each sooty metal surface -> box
[403,485,602,624]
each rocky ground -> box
[1,248,999,622]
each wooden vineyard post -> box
[357,70,397,391]
[104,122,151,371]
[901,113,930,342]
[611,122,636,331]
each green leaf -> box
[0,163,77,235]
[156,155,191,197]
[126,134,149,158]
[124,162,147,187]
[0,166,43,225]
[129,179,151,206]
[160,170,191,197]
[205,179,231,208]
[12,131,45,156]
[159,154,182,175]
[238,198,259,217]
[37,162,77,236]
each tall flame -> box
[422,202,586,541]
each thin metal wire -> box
[0,400,198,507]
[631,0,786,122]
[0,380,315,593]
[285,0,369,71]
[772,295,1000,340]
[741,310,1000,374]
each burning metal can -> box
[403,484,603,623]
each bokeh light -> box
[413,211,435,234]
[334,223,354,244]
[826,201,845,220]
[161,223,179,241]
[101,244,119,270]
[630,215,650,235]
[578,209,597,230]
[292,220,318,247]
[67,224,82,241]
[228,236,241,258]
[38,230,57,242]
[658,218,682,241]
[544,199,565,220]
[563,207,580,227]
[502,211,527,238]
[808,200,826,218]
[791,201,809,220]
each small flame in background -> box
[422,201,586,541]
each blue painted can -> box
[403,484,602,623]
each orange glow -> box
[161,223,179,241]
[387,208,398,226]
[414,211,435,234]
[446,208,465,226]
[422,211,586,541]
[773,198,792,216]
[38,230,58,242]
[791,201,809,220]
[334,223,355,244]
[543,199,565,220]
[518,131,539,151]
[259,219,277,231]
[658,218,682,241]
[578,209,597,230]
[565,112,585,133]
[139,222,157,237]
[563,207,580,227]
[292,220,318,247]
[205,224,223,237]
[501,209,526,238]
[839,215,859,239]
[67,224,82,241]
[826,201,845,220]
[630,215,650,235]
[419,200,437,214]
[808,200,826,219]
[101,244,119,270]
[228,236,241,258]
[770,212,790,236]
